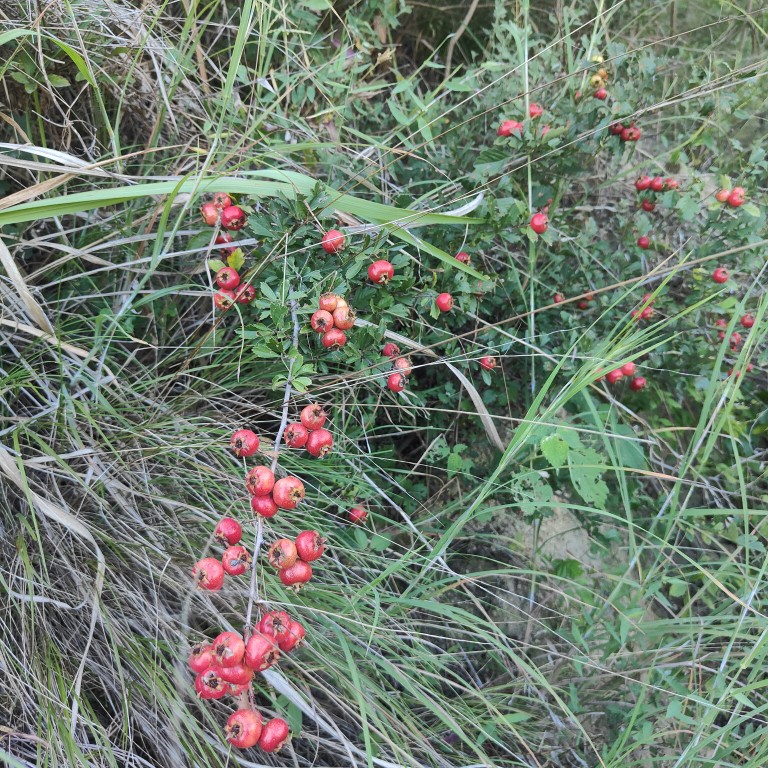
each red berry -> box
[272,476,305,510]
[635,176,652,191]
[284,423,309,448]
[641,200,656,212]
[650,176,664,192]
[305,428,333,458]
[195,669,227,699]
[436,292,453,312]
[715,188,730,203]
[712,267,729,284]
[220,205,247,231]
[730,332,742,348]
[279,560,313,587]
[230,429,259,458]
[621,362,636,377]
[540,124,551,138]
[218,662,253,686]
[258,611,292,642]
[258,718,290,753]
[553,292,565,304]
[594,87,607,100]
[216,266,240,290]
[605,369,624,385]
[295,530,325,562]
[728,187,745,207]
[387,372,406,393]
[189,643,215,673]
[268,538,298,569]
[244,633,280,671]
[250,494,279,518]
[222,545,251,576]
[529,103,543,119]
[664,178,679,190]
[741,314,755,329]
[622,125,641,141]
[215,233,237,256]
[225,709,263,749]
[192,558,225,590]
[382,342,400,358]
[311,309,334,333]
[455,251,471,265]
[235,283,256,304]
[392,356,413,376]
[715,318,728,329]
[245,465,275,496]
[318,292,339,312]
[577,300,590,310]
[214,289,236,311]
[321,229,346,254]
[300,404,327,431]
[277,620,306,652]
[637,236,650,249]
[640,306,654,320]
[212,631,246,668]
[529,212,548,235]
[214,517,242,546]
[479,356,497,371]
[200,201,219,226]
[349,506,368,524]
[212,192,232,209]
[321,328,347,348]
[497,119,523,137]
[332,306,356,331]
[368,259,394,285]
[609,122,623,135]
[630,376,647,391]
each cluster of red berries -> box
[310,292,354,349]
[634,174,680,213]
[246,463,306,521]
[600,361,647,390]
[630,293,655,322]
[715,186,746,207]
[284,404,333,458]
[608,120,641,142]
[497,102,551,141]
[381,342,412,393]
[214,266,256,310]
[268,530,324,588]
[200,193,248,231]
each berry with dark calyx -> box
[212,631,246,668]
[214,517,242,546]
[272,476,305,510]
[295,530,325,562]
[300,404,327,431]
[215,233,237,256]
[497,119,523,137]
[212,192,232,209]
[216,267,240,291]
[251,494,279,518]
[220,205,247,231]
[368,259,394,285]
[195,669,227,699]
[455,251,471,265]
[258,718,290,753]
[321,328,347,348]
[284,423,309,449]
[225,709,263,750]
[258,611,292,642]
[712,267,729,284]
[235,284,256,304]
[529,212,548,234]
[217,662,253,686]
[637,236,650,249]
[277,620,306,653]
[594,87,608,100]
[244,633,280,671]
[480,356,497,371]
[306,428,333,458]
[635,176,652,191]
[279,560,313,588]
[192,558,225,591]
[436,293,453,312]
[321,229,346,254]
[231,429,259,458]
[332,306,356,330]
[311,309,334,333]
[554,292,565,304]
[189,643,215,673]
[728,187,746,207]
[200,201,219,226]
[621,362,636,377]
[622,125,641,141]
[318,293,339,312]
[605,369,624,385]
[529,102,543,118]
[268,538,298,569]
[349,506,368,524]
[641,200,656,212]
[222,545,251,576]
[650,176,664,192]
[214,289,236,311]
[245,465,275,496]
[630,376,647,391]
[609,122,623,135]
[741,314,755,329]
[382,342,400,358]
[387,372,406,393]
[392,356,413,376]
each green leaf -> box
[227,249,245,271]
[742,202,761,217]
[208,259,226,272]
[47,74,70,88]
[541,434,568,468]
[568,448,609,509]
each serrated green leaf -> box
[48,74,70,88]
[568,448,609,509]
[227,249,245,271]
[208,259,226,272]
[742,202,761,217]
[541,434,569,467]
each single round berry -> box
[497,119,523,137]
[332,306,356,331]
[279,560,313,587]
[222,545,251,576]
[235,283,256,304]
[306,428,333,458]
[609,122,623,135]
[284,423,309,449]
[730,332,742,349]
[650,176,664,192]
[200,201,219,226]
[195,669,227,699]
[321,328,347,348]
[214,517,242,546]
[715,188,730,203]
[311,309,334,333]
[215,267,240,291]
[245,465,275,496]
[577,300,590,310]
[714,318,728,329]
[635,176,652,191]
[321,229,346,254]
[368,259,395,285]
[277,620,306,653]
[251,494,279,518]
[553,292,565,304]
[741,314,755,329]
[605,369,624,385]
[436,293,454,312]
[621,362,636,377]
[594,87,607,100]
[637,236,650,249]
[630,376,647,391]
[664,178,679,190]
[455,251,471,265]
[212,192,232,209]
[220,205,247,231]
[258,718,290,753]
[231,429,259,458]
[189,643,214,673]
[192,558,225,590]
[382,342,400,358]
[258,611,292,642]
[214,289,236,311]
[529,212,548,235]
[300,404,327,431]
[213,631,246,668]
[392,356,413,376]
[529,102,543,119]
[728,187,746,207]
[272,476,305,510]
[622,125,641,141]
[244,633,280,671]
[218,662,253,686]
[295,530,325,562]
[268,538,298,569]
[387,372,406,393]
[349,506,368,525]
[712,267,729,284]
[480,356,497,371]
[225,709,263,749]
[641,200,656,212]
[318,292,339,312]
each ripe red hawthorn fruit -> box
[349,506,368,524]
[480,356,497,371]
[635,176,652,191]
[245,465,275,496]
[641,200,656,212]
[306,428,333,458]
[200,201,219,226]
[455,251,471,265]
[664,178,679,190]
[622,125,641,142]
[250,494,279,518]
[226,709,263,750]
[277,620,306,652]
[436,292,454,312]
[321,229,346,254]
[214,517,242,546]
[497,119,523,137]
[637,236,650,249]
[284,423,309,449]
[215,233,237,256]
[529,212,548,234]
[382,342,400,358]
[244,633,280,671]
[640,306,654,320]
[258,611,292,642]
[218,662,253,686]
[213,631,246,668]
[259,718,290,753]
[332,306,356,330]
[730,332,742,348]
[609,122,623,135]
[630,376,647,391]
[529,102,544,118]
[220,205,247,231]
[279,559,313,587]
[222,545,252,576]
[318,293,339,312]
[295,530,325,562]
[321,328,347,348]
[368,259,394,285]
[235,284,256,305]
[311,309,334,333]
[712,267,729,284]
[272,476,305,509]
[214,289,236,311]
[621,362,637,377]
[268,538,298,569]
[231,429,259,458]
[212,192,232,209]
[605,369,624,385]
[387,372,406,393]
[715,188,730,203]
[577,300,590,310]
[193,557,225,590]
[189,643,215,673]
[714,318,728,329]
[195,669,227,699]
[553,292,565,304]
[594,87,608,100]
[393,356,413,376]
[741,314,755,329]
[300,403,327,431]
[215,267,240,291]
[335,296,348,310]
[728,187,746,207]
[650,176,664,192]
